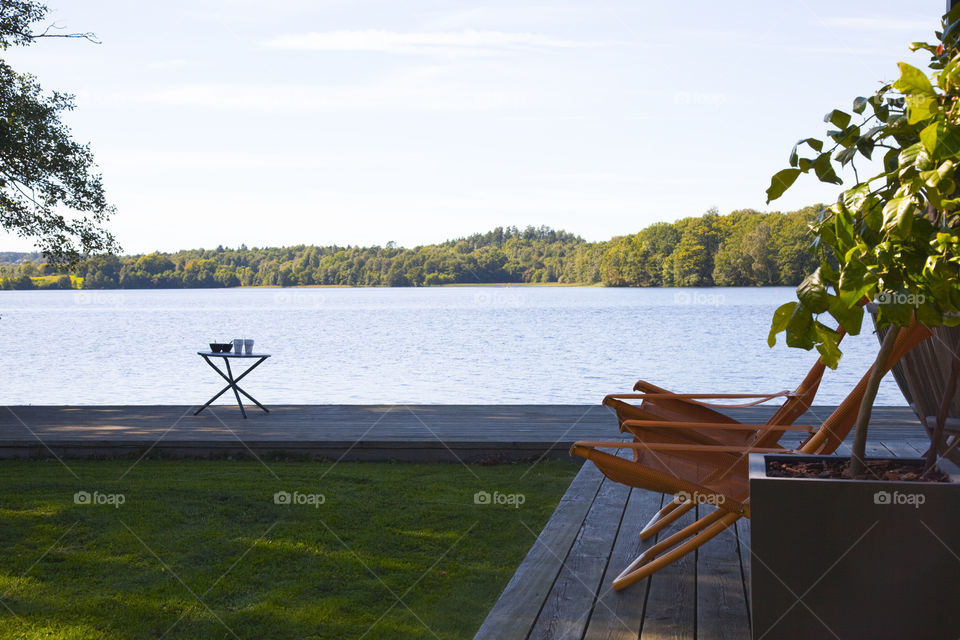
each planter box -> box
[749,453,960,640]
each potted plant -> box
[752,7,960,639]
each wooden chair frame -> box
[571,321,932,590]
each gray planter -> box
[749,453,960,640]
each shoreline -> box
[1,281,797,291]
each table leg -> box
[223,358,247,418]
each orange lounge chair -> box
[570,321,932,590]
[599,337,840,539]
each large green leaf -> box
[768,301,797,347]
[786,302,815,350]
[827,297,864,334]
[893,62,935,95]
[797,268,831,313]
[881,196,916,239]
[766,168,801,203]
[920,121,960,158]
[813,153,842,184]
[906,94,939,124]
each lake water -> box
[0,286,906,406]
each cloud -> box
[821,17,936,31]
[139,79,510,112]
[258,29,600,56]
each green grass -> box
[0,459,577,639]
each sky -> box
[0,0,949,254]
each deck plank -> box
[697,505,751,640]
[581,488,663,640]
[527,476,631,640]
[638,504,696,640]
[473,460,606,640]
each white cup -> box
[233,338,243,354]
[243,338,254,355]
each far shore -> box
[2,281,799,291]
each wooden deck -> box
[0,404,926,462]
[473,431,927,640]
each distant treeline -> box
[0,206,821,289]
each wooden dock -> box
[472,430,927,640]
[0,404,925,462]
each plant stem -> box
[849,324,901,476]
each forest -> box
[0,206,822,289]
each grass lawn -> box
[0,459,578,639]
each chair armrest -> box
[573,440,786,454]
[620,419,816,433]
[604,390,792,410]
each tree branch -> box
[30,23,100,45]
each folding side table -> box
[195,352,271,419]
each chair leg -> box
[639,498,695,540]
[613,511,741,590]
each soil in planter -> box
[767,458,949,482]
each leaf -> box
[878,298,914,326]
[915,302,941,327]
[855,136,875,160]
[833,205,856,251]
[853,96,868,114]
[920,160,954,188]
[797,268,831,313]
[835,145,858,166]
[893,62,935,95]
[789,138,823,167]
[906,94,939,124]
[900,141,933,171]
[920,121,960,158]
[813,323,843,369]
[883,148,900,174]
[909,42,940,55]
[786,302,815,350]
[881,196,916,239]
[862,198,883,231]
[837,261,876,308]
[768,301,797,347]
[827,296,864,334]
[813,153,842,185]
[824,109,851,128]
[766,168,801,203]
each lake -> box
[0,286,907,406]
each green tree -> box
[670,210,722,286]
[0,1,118,264]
